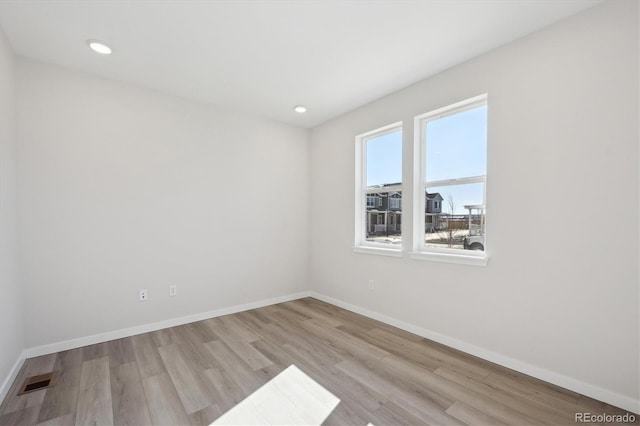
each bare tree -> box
[439,194,461,248]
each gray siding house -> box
[425,192,444,232]
[366,189,443,236]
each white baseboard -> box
[0,350,26,404]
[9,289,639,414]
[309,292,640,415]
[24,291,311,359]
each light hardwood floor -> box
[0,298,636,425]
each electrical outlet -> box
[138,289,148,302]
[169,285,177,297]
[368,279,375,291]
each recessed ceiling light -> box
[293,105,307,113]
[87,40,112,55]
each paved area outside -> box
[366,228,473,250]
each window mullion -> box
[425,175,486,188]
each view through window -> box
[418,95,487,253]
[355,124,403,250]
[365,128,402,246]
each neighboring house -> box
[365,189,402,236]
[425,192,443,232]
[366,188,443,236]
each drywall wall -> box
[310,0,639,410]
[17,59,309,348]
[0,28,24,396]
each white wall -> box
[310,0,639,409]
[0,28,24,396]
[17,59,309,348]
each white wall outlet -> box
[169,285,177,297]
[138,289,148,302]
[368,279,375,291]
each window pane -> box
[425,105,487,182]
[423,183,484,250]
[366,130,402,187]
[364,191,402,246]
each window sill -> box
[409,250,488,266]
[353,246,403,258]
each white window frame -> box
[411,95,488,266]
[354,122,403,257]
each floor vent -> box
[18,372,57,395]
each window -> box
[354,122,403,256]
[389,197,401,209]
[412,95,487,266]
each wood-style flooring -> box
[0,298,636,425]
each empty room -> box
[0,0,638,425]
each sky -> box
[366,129,402,186]
[366,105,487,214]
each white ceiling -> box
[0,0,601,128]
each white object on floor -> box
[212,364,340,425]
